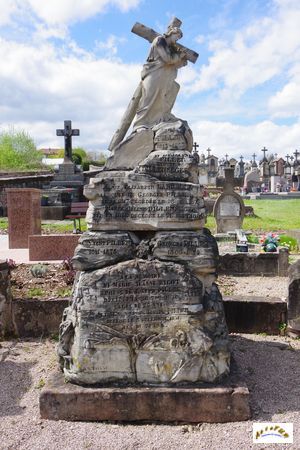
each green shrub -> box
[247,234,259,244]
[0,127,43,170]
[27,287,44,298]
[279,235,299,252]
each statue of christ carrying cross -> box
[108,18,198,151]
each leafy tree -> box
[0,128,43,170]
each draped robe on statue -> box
[133,35,184,130]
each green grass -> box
[41,220,87,234]
[206,199,300,232]
[1,199,299,234]
[0,217,8,230]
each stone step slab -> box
[40,371,250,423]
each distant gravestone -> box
[243,168,261,192]
[50,120,84,202]
[56,120,80,163]
[213,168,245,233]
[7,188,41,248]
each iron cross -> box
[56,120,80,163]
[261,146,268,161]
[193,142,199,152]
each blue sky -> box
[0,0,300,160]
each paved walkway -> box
[0,235,61,264]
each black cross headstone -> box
[206,148,211,157]
[56,120,80,163]
[251,153,258,167]
[193,142,199,152]
[238,155,245,177]
[294,149,300,162]
[285,154,290,164]
[261,146,268,161]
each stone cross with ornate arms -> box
[108,17,198,151]
[56,120,80,163]
[217,167,243,191]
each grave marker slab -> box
[214,168,245,233]
[7,188,41,248]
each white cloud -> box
[95,34,127,57]
[191,119,300,160]
[0,36,140,151]
[0,0,19,26]
[195,34,205,45]
[0,0,141,28]
[189,1,300,99]
[269,64,300,117]
[26,0,140,26]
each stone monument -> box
[41,18,250,423]
[50,120,84,201]
[214,168,245,233]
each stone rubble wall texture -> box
[0,261,13,338]
[58,119,231,385]
[288,260,300,335]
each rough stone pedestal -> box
[51,118,243,421]
[40,371,250,423]
[288,260,300,336]
[7,188,41,248]
[0,260,13,338]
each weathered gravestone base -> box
[40,371,250,423]
[58,230,230,385]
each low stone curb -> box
[40,371,250,423]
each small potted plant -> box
[260,232,279,252]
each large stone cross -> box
[56,120,80,163]
[217,167,243,192]
[131,17,199,63]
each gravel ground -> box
[1,334,299,450]
[217,275,289,299]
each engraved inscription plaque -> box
[72,231,135,271]
[136,150,198,183]
[219,196,240,217]
[84,172,206,230]
[62,259,230,385]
